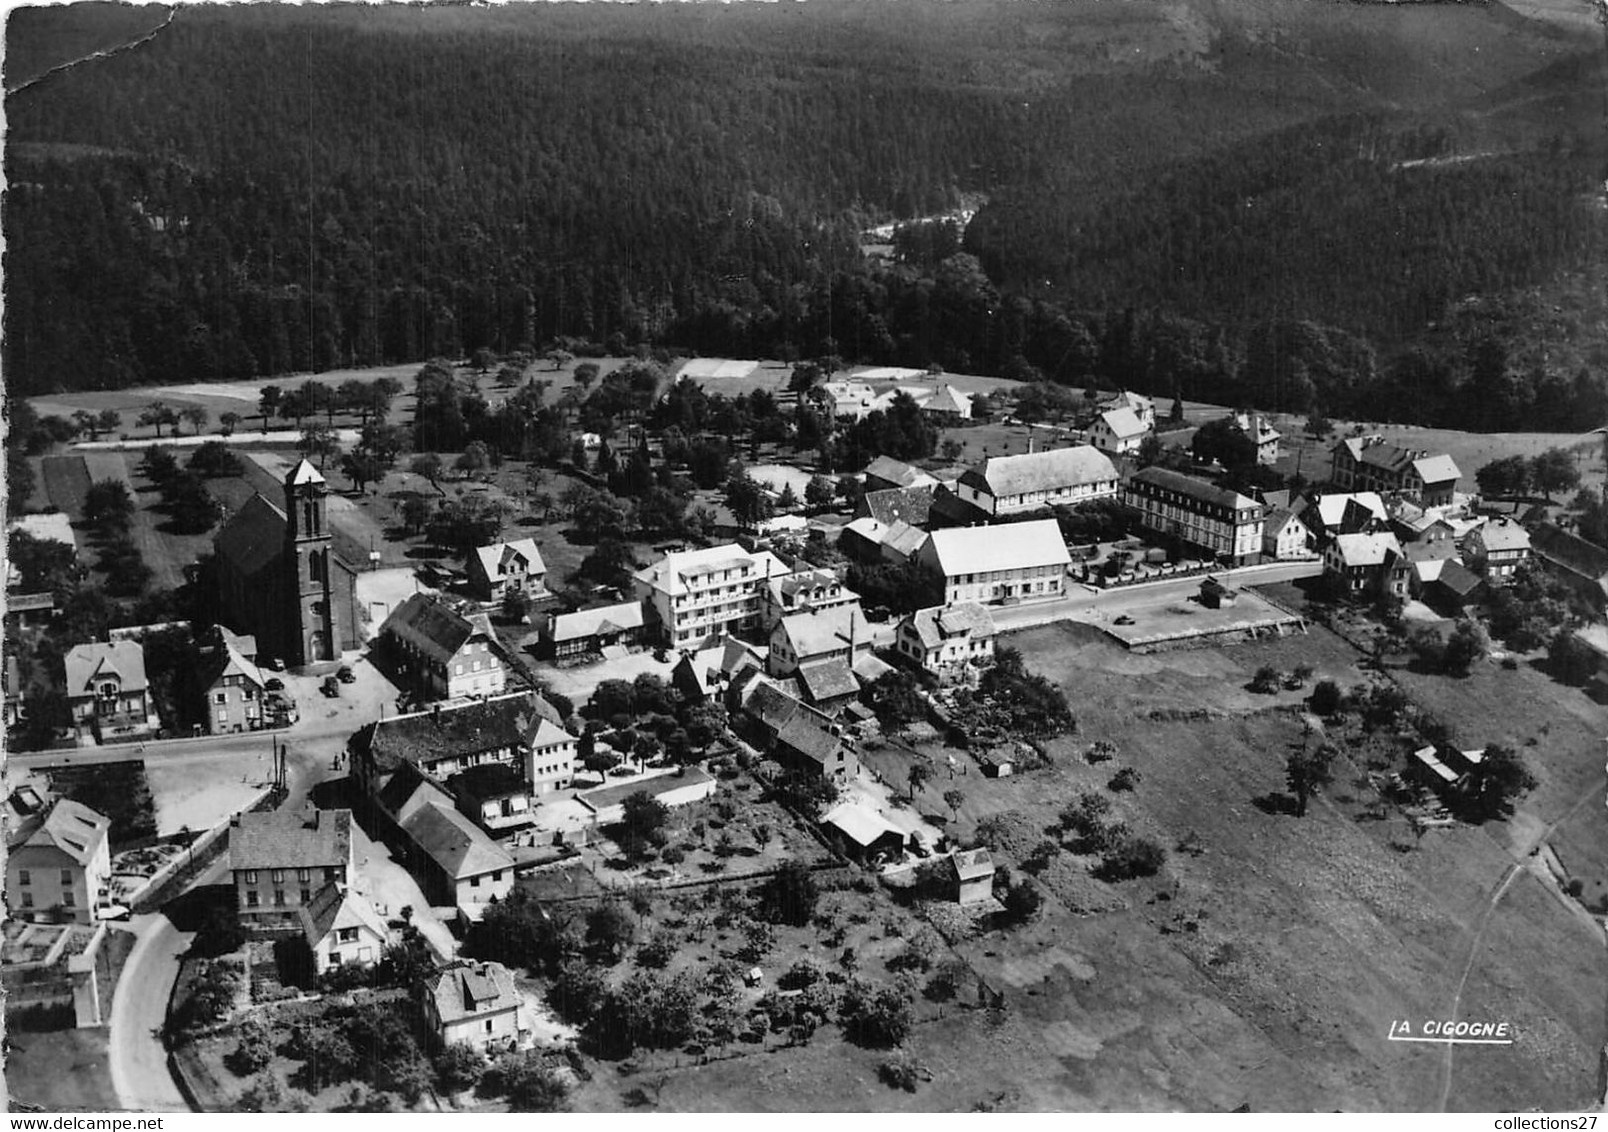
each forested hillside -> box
[5,0,1605,429]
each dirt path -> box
[1438,777,1608,1111]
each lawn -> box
[855,619,1608,1112]
[2,1028,119,1112]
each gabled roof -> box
[950,847,994,883]
[923,384,972,416]
[1308,492,1388,531]
[1411,745,1460,785]
[1264,508,1308,538]
[550,600,646,644]
[634,544,769,596]
[1334,438,1459,484]
[1411,454,1460,484]
[7,799,110,866]
[381,593,494,664]
[776,712,844,766]
[1127,468,1260,513]
[401,801,514,880]
[230,808,351,871]
[362,693,564,773]
[299,883,388,947]
[904,603,996,650]
[63,640,148,697]
[883,521,929,560]
[964,447,1118,499]
[202,637,265,692]
[1329,532,1403,568]
[863,456,936,491]
[1474,519,1531,554]
[287,459,326,486]
[922,519,1070,577]
[423,961,523,1023]
[530,717,577,750]
[1099,390,1153,416]
[859,485,937,528]
[1437,559,1483,598]
[776,604,871,662]
[213,493,288,578]
[820,801,903,848]
[1096,407,1147,440]
[796,658,860,705]
[747,681,808,735]
[473,539,546,585]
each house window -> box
[246,891,259,907]
[274,889,285,905]
[60,869,72,886]
[491,870,503,882]
[272,870,284,883]
[21,892,32,908]
[215,692,227,705]
[326,867,342,883]
[338,927,360,944]
[484,1019,494,1034]
[62,890,75,907]
[18,869,29,886]
[470,875,481,888]
[297,868,310,882]
[300,888,312,904]
[245,871,258,884]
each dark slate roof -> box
[214,494,288,579]
[925,488,991,529]
[423,961,522,1024]
[230,808,351,870]
[949,847,994,882]
[1127,467,1261,512]
[363,693,563,773]
[747,682,806,735]
[400,801,513,879]
[775,713,842,766]
[796,658,860,704]
[1437,559,1484,598]
[859,485,937,528]
[381,593,489,663]
[447,762,528,803]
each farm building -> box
[576,767,717,826]
[819,801,906,863]
[543,600,647,660]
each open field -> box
[2,1027,119,1112]
[859,619,1604,1111]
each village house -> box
[819,800,905,863]
[298,884,389,976]
[6,799,112,924]
[954,447,1119,517]
[213,459,361,667]
[200,634,267,735]
[758,567,860,633]
[769,605,873,678]
[1323,532,1408,598]
[1262,508,1314,560]
[1232,412,1282,466]
[1297,492,1391,548]
[672,637,764,704]
[950,848,995,904]
[1097,390,1157,430]
[352,692,572,807]
[738,681,859,783]
[916,519,1071,606]
[1530,523,1608,609]
[379,592,507,704]
[839,516,928,567]
[857,484,937,529]
[919,383,974,422]
[230,808,355,934]
[542,600,647,660]
[62,640,160,744]
[416,960,533,1054]
[1406,744,1490,798]
[376,764,515,916]
[862,455,939,493]
[1088,407,1149,456]
[633,543,789,649]
[1465,518,1532,584]
[1122,468,1264,566]
[896,603,997,683]
[467,538,547,603]
[1330,436,1461,508]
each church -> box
[213,459,361,667]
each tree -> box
[1250,665,1280,693]
[865,670,925,730]
[138,401,178,438]
[838,979,912,1048]
[757,860,819,927]
[572,362,600,392]
[1285,742,1338,817]
[1463,743,1536,820]
[777,483,800,513]
[906,762,932,800]
[1476,455,1532,498]
[487,1051,570,1112]
[1135,434,1164,468]
[586,901,638,963]
[942,788,965,819]
[1531,448,1580,501]
[341,451,387,494]
[180,405,210,436]
[724,470,774,528]
[566,485,629,543]
[1191,416,1257,470]
[1548,628,1597,684]
[84,479,134,531]
[433,1043,486,1094]
[619,791,669,859]
[257,386,282,433]
[1443,618,1489,674]
[401,495,434,536]
[1310,679,1343,716]
[299,423,342,469]
[455,440,491,480]
[1304,411,1332,438]
[410,452,445,492]
[218,411,241,436]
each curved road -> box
[109,913,195,1112]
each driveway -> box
[348,819,457,962]
[108,913,194,1112]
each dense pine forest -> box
[5,0,1606,429]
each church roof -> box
[213,494,288,578]
[287,459,326,486]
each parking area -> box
[1071,581,1304,648]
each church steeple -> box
[283,459,334,664]
[284,459,327,543]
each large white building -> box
[1121,468,1264,566]
[954,447,1119,517]
[915,519,1071,606]
[633,544,788,649]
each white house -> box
[467,539,547,603]
[954,447,1119,517]
[416,961,534,1054]
[896,603,998,682]
[298,883,389,975]
[915,519,1071,606]
[1262,508,1314,560]
[1088,407,1149,456]
[633,544,788,649]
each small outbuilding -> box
[819,801,906,864]
[1199,576,1238,610]
[949,848,995,904]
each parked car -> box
[336,666,355,684]
[321,676,341,698]
[264,677,285,692]
[262,656,285,671]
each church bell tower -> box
[284,459,335,665]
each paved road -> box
[992,558,1323,634]
[108,912,196,1112]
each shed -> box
[1199,576,1238,609]
[949,848,995,904]
[576,767,717,826]
[819,801,906,863]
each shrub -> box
[838,979,913,1048]
[878,1049,923,1093]
[235,1072,314,1113]
[757,861,819,926]
[923,958,972,1002]
[636,930,677,969]
[1108,767,1142,793]
[1094,835,1167,882]
[433,1042,487,1093]
[225,1018,275,1077]
[778,959,824,991]
[485,1051,570,1112]
[1249,665,1280,694]
[1309,679,1343,716]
